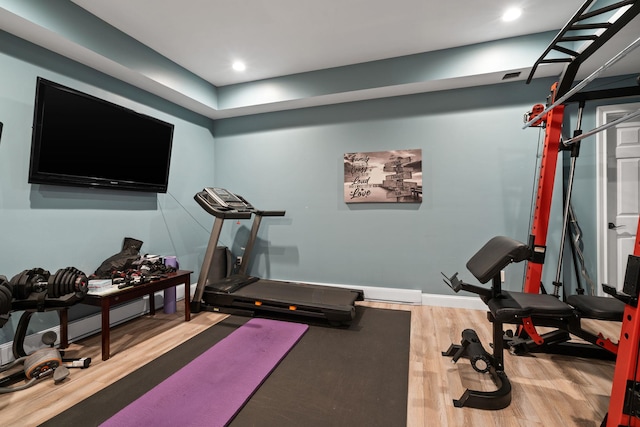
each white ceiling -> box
[2,0,636,118]
[70,0,620,87]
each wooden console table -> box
[81,270,192,360]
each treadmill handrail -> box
[233,194,285,217]
[256,210,286,217]
[194,191,252,220]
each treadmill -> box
[191,187,364,325]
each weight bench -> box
[442,235,624,409]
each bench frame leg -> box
[443,319,512,410]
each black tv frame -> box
[28,77,174,193]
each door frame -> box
[596,102,640,295]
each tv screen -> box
[29,77,174,193]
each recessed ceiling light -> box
[502,7,522,22]
[232,61,246,72]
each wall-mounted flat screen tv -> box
[29,77,174,193]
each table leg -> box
[101,298,110,361]
[184,280,191,321]
[58,308,69,349]
[149,292,156,315]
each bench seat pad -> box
[488,291,574,322]
[566,294,624,322]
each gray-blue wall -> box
[0,30,216,276]
[0,31,217,342]
[212,78,563,292]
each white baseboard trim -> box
[289,280,485,309]
[421,293,486,310]
[298,280,423,304]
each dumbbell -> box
[9,268,50,300]
[47,267,88,298]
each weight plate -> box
[58,270,72,296]
[48,270,62,298]
[20,271,31,286]
[66,268,77,286]
[55,280,63,298]
[0,285,12,313]
[50,269,62,286]
[10,270,26,286]
[0,276,11,295]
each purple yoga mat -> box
[100,318,308,427]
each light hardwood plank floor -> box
[0,301,620,427]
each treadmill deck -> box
[203,278,364,323]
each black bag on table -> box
[93,237,143,278]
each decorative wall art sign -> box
[344,149,422,203]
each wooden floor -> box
[0,301,620,427]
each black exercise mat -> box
[42,306,411,427]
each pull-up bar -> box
[523,35,640,129]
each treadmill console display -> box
[204,187,247,210]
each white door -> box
[613,121,640,291]
[597,103,640,295]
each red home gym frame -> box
[604,226,640,426]
[509,0,640,361]
[522,0,640,296]
[520,1,640,425]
